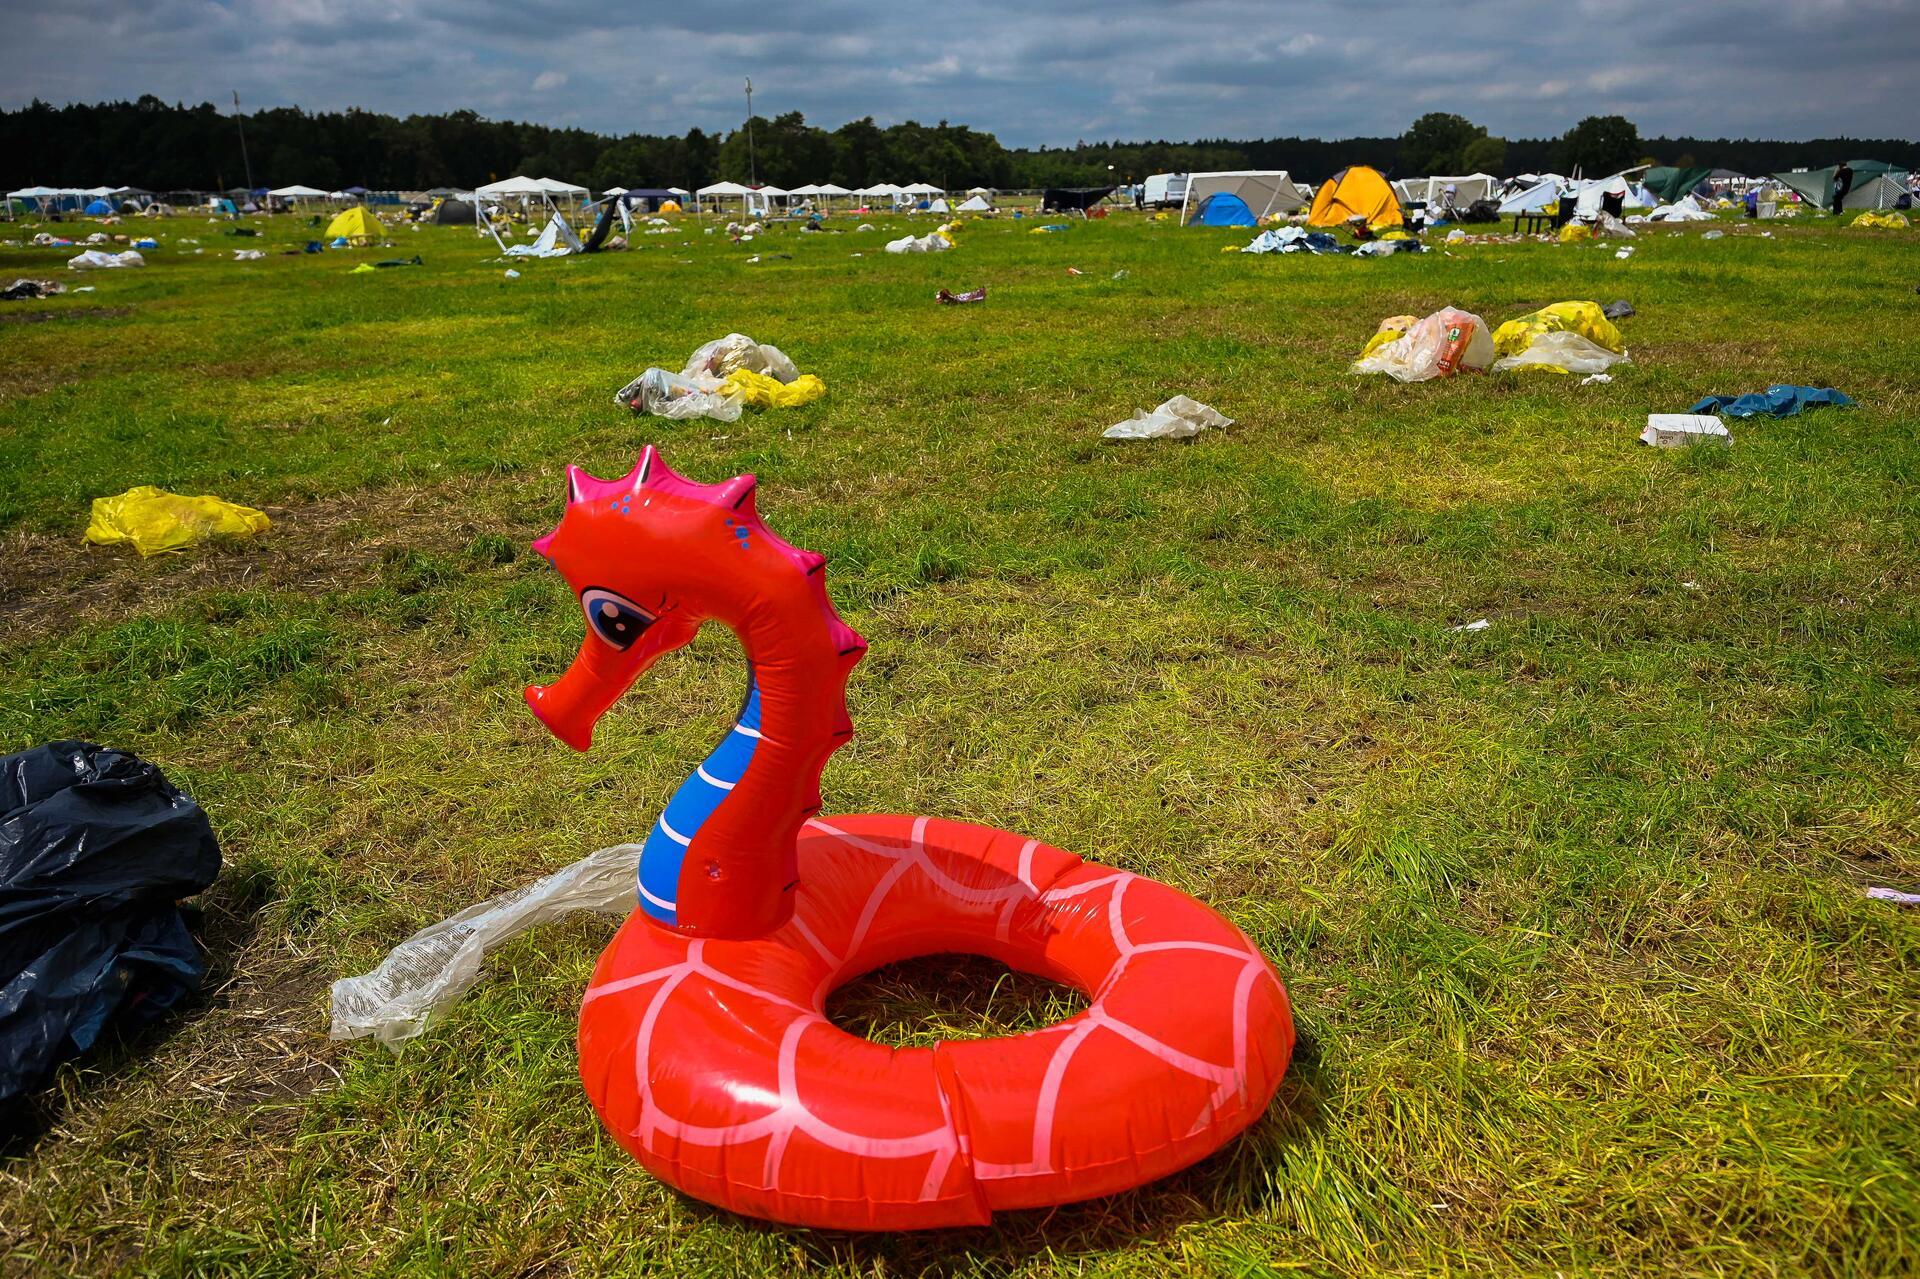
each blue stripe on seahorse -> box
[637,675,762,924]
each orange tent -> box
[1308,166,1403,229]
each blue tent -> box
[1190,192,1256,227]
[85,199,113,215]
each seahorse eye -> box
[580,587,656,651]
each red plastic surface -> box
[579,814,1294,1230]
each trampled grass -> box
[1,206,1916,1278]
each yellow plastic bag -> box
[1559,222,1593,243]
[1492,301,1624,357]
[85,485,271,556]
[1852,211,1909,229]
[722,369,827,410]
[1356,315,1417,362]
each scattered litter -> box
[935,286,987,304]
[1065,267,1083,275]
[1641,415,1731,448]
[1103,395,1233,441]
[84,485,272,555]
[1352,308,1493,382]
[1580,373,1613,386]
[504,269,520,279]
[1866,886,1920,905]
[233,249,265,260]
[374,255,423,268]
[1111,269,1129,280]
[1700,230,1724,240]
[1682,581,1701,591]
[855,223,875,232]
[2,278,64,301]
[1491,302,1629,376]
[1449,619,1491,633]
[332,842,640,1047]
[726,368,826,409]
[1687,385,1854,419]
[1243,227,1346,255]
[885,229,953,254]
[66,249,144,270]
[616,334,818,422]
[1603,300,1636,319]
[1614,247,1634,260]
[0,741,222,1100]
[1030,224,1069,234]
[1851,212,1909,230]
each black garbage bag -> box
[1,742,221,1102]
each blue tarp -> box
[1689,385,1856,418]
[1191,192,1257,227]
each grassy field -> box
[1,204,1917,1278]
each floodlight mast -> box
[745,78,756,186]
[233,91,254,193]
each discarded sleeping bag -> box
[1,742,221,1103]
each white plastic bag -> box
[615,368,745,421]
[681,333,798,383]
[67,249,144,269]
[1104,395,1233,440]
[1491,331,1631,375]
[330,843,642,1047]
[1352,308,1494,382]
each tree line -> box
[4,98,1913,193]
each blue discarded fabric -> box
[1242,227,1347,255]
[1688,385,1856,419]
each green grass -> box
[1,205,1917,1278]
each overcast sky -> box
[3,0,1915,144]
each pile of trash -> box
[1353,309,1494,382]
[615,334,826,423]
[1242,228,1345,255]
[1490,302,1630,375]
[2,278,64,301]
[1,741,222,1103]
[1852,211,1910,230]
[885,224,956,253]
[67,249,144,270]
[1353,300,1631,382]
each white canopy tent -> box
[1418,174,1498,208]
[696,180,754,214]
[1179,171,1306,221]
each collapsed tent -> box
[1772,163,1912,211]
[504,212,585,258]
[325,206,380,243]
[1412,175,1498,209]
[1041,187,1115,213]
[1190,193,1257,227]
[1308,166,1403,229]
[1496,178,1562,216]
[1643,166,1714,206]
[1180,171,1304,223]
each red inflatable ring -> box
[579,814,1293,1229]
[526,448,1295,1230]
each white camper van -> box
[1142,173,1189,209]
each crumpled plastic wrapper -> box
[330,843,641,1048]
[1104,395,1233,441]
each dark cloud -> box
[2,0,1915,143]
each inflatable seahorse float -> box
[524,446,1295,1229]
